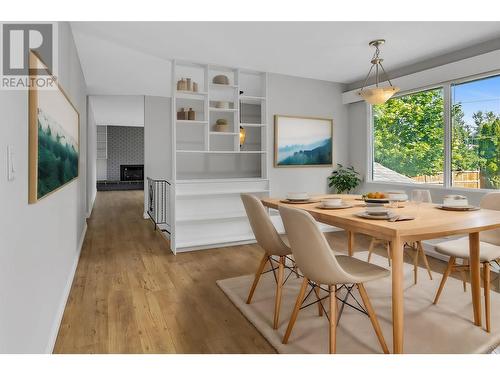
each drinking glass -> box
[411,190,424,213]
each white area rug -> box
[217,253,500,354]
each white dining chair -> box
[279,205,390,354]
[433,192,500,332]
[367,189,433,284]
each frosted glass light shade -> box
[358,86,400,105]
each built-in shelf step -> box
[176,150,266,154]
[177,189,269,197]
[210,83,238,89]
[176,233,255,250]
[209,132,238,136]
[176,177,269,184]
[239,123,266,127]
[176,91,208,100]
[209,107,237,112]
[176,212,248,223]
[176,120,208,125]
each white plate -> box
[286,192,310,201]
[436,205,480,211]
[316,203,353,210]
[355,212,394,220]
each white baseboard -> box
[45,222,87,353]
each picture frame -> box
[28,50,80,203]
[274,115,333,168]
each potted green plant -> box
[328,164,362,194]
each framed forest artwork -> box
[274,115,333,167]
[29,51,79,203]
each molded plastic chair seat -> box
[435,237,500,262]
[336,256,391,283]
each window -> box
[371,73,500,190]
[452,75,500,189]
[372,88,444,185]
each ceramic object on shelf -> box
[213,75,229,85]
[193,82,198,92]
[177,107,188,120]
[214,119,229,132]
[188,108,195,121]
[215,101,230,109]
[177,78,187,91]
[186,78,192,91]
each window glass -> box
[372,88,444,185]
[452,75,500,189]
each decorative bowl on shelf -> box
[213,75,229,85]
[215,101,230,109]
[214,119,229,132]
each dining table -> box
[261,194,500,354]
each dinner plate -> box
[316,203,353,210]
[280,199,319,204]
[355,212,395,220]
[436,205,480,211]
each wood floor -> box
[54,190,489,353]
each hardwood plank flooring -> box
[54,190,275,353]
[54,190,494,353]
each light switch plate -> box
[7,145,15,181]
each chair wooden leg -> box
[273,256,285,330]
[329,285,337,354]
[367,238,376,262]
[418,241,433,280]
[483,263,491,333]
[413,245,419,285]
[313,285,323,316]
[283,277,309,344]
[357,283,389,354]
[246,253,269,304]
[433,256,455,305]
[386,242,391,267]
[462,259,468,292]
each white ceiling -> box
[71,21,500,96]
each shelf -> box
[176,91,208,100]
[209,107,237,112]
[176,177,269,184]
[210,83,238,89]
[240,123,266,127]
[175,233,255,250]
[176,150,266,154]
[176,189,269,197]
[176,120,208,125]
[176,212,248,223]
[209,132,238,136]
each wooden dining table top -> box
[261,194,500,242]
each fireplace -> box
[120,164,144,182]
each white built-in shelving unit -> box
[170,60,269,253]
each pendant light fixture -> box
[358,39,400,105]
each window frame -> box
[369,69,500,192]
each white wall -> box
[267,74,348,197]
[90,95,144,127]
[87,99,97,215]
[0,22,88,353]
[144,96,172,213]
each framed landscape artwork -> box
[274,115,333,167]
[29,51,79,203]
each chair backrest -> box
[240,194,290,256]
[411,189,432,203]
[480,192,500,246]
[278,205,355,285]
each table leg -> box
[469,232,482,327]
[391,236,404,354]
[347,231,355,256]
